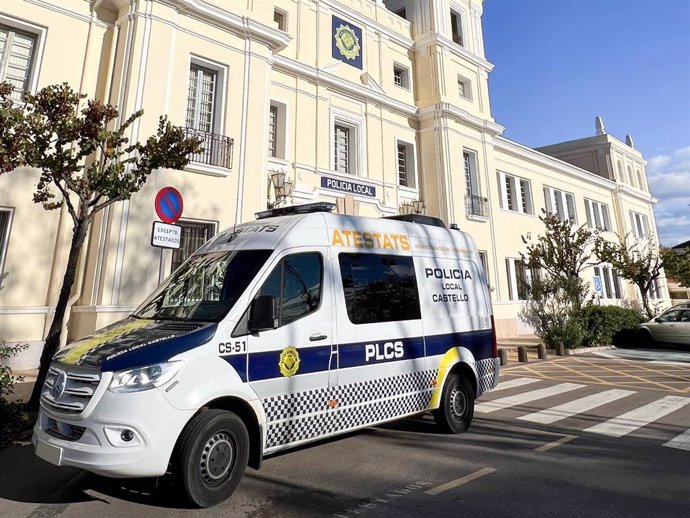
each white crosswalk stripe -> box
[491,377,541,392]
[664,429,690,451]
[583,395,690,438]
[478,379,690,450]
[518,389,636,425]
[476,382,585,414]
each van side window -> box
[338,253,421,324]
[233,252,322,335]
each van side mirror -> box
[248,295,278,333]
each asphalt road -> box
[1,348,688,518]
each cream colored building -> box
[0,0,669,368]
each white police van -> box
[33,203,499,507]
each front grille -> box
[44,417,86,441]
[41,365,101,414]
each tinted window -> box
[234,252,323,335]
[658,310,681,323]
[338,253,421,324]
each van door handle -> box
[310,333,328,341]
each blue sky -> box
[483,0,690,247]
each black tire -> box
[433,373,474,434]
[638,328,654,348]
[175,409,249,508]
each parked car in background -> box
[638,307,690,346]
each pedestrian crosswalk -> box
[476,377,690,451]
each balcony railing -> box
[184,128,233,170]
[466,193,488,217]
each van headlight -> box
[109,362,182,393]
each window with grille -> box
[0,25,37,101]
[458,76,471,99]
[393,64,409,89]
[268,104,278,158]
[464,151,480,195]
[584,199,612,231]
[334,123,352,174]
[0,208,12,277]
[499,172,532,214]
[396,141,415,188]
[171,221,216,273]
[186,65,217,132]
[544,186,576,223]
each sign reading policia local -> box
[332,15,363,69]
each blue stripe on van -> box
[248,345,332,381]
[224,355,248,382]
[339,336,425,369]
[245,329,493,382]
[425,329,494,360]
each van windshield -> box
[133,249,273,322]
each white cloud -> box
[647,147,690,247]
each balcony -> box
[184,128,233,170]
[465,193,489,218]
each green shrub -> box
[0,341,33,448]
[577,305,645,347]
[519,277,585,349]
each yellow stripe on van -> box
[428,348,461,409]
[60,319,153,365]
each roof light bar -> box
[256,202,337,220]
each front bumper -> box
[32,384,196,478]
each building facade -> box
[0,0,669,368]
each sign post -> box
[153,187,184,284]
[593,275,603,305]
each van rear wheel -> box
[433,373,474,434]
[176,409,249,508]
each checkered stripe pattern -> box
[265,390,434,449]
[333,370,437,406]
[262,370,438,423]
[475,357,500,396]
[263,387,330,422]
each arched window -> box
[617,161,624,182]
[636,169,645,191]
[627,165,636,187]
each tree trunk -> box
[638,285,654,321]
[28,218,89,409]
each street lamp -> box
[400,199,425,215]
[268,170,293,208]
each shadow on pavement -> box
[0,443,193,509]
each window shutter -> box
[0,210,10,268]
[543,187,553,214]
[0,28,37,101]
[186,65,216,132]
[397,143,407,186]
[268,105,278,158]
[566,194,576,223]
[334,124,350,174]
[601,204,611,231]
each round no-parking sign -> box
[155,186,184,224]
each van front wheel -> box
[176,409,249,508]
[433,373,474,434]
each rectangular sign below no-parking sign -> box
[151,221,181,249]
